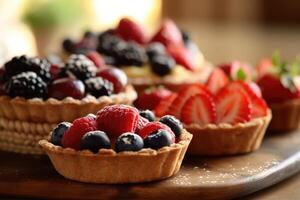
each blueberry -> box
[139,110,155,122]
[51,122,72,146]
[115,132,144,152]
[144,130,173,150]
[150,55,175,76]
[146,42,166,59]
[80,131,111,153]
[159,115,183,138]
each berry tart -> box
[39,105,192,183]
[0,55,137,154]
[148,68,271,156]
[62,18,212,92]
[255,52,300,132]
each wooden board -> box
[1,130,300,200]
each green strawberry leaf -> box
[236,68,247,81]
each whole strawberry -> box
[96,105,139,138]
[62,116,97,150]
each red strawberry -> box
[167,84,211,119]
[155,93,178,117]
[257,74,299,104]
[167,44,196,71]
[116,18,148,45]
[219,61,253,81]
[62,116,97,150]
[151,19,182,47]
[181,93,216,125]
[206,68,229,95]
[138,122,175,142]
[135,116,149,134]
[96,105,139,138]
[256,58,273,78]
[134,88,173,110]
[225,81,268,118]
[86,51,105,68]
[215,88,252,124]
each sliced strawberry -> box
[155,93,178,117]
[256,58,273,78]
[215,88,252,124]
[138,121,175,142]
[167,84,211,119]
[181,93,216,125]
[166,44,196,71]
[134,88,173,110]
[257,74,298,104]
[150,19,182,47]
[218,61,253,81]
[225,81,268,118]
[116,18,148,45]
[206,68,229,95]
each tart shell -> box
[39,131,192,184]
[268,99,300,132]
[0,85,137,123]
[185,111,272,156]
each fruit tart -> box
[146,68,271,156]
[255,52,300,132]
[0,55,136,154]
[39,105,192,183]
[62,18,211,92]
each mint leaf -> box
[236,68,247,81]
[272,51,281,66]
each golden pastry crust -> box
[0,85,137,123]
[39,131,192,184]
[0,140,44,155]
[0,117,56,135]
[0,130,48,146]
[268,99,300,132]
[184,111,272,156]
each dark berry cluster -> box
[0,54,127,100]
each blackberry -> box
[97,34,125,56]
[5,72,47,99]
[98,29,115,44]
[84,77,114,98]
[83,30,97,38]
[146,42,166,59]
[150,54,175,76]
[65,54,97,81]
[116,42,147,66]
[3,55,51,82]
[62,39,76,53]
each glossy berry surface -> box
[96,67,128,93]
[144,129,174,150]
[48,78,85,100]
[85,51,105,68]
[115,132,144,152]
[62,116,97,150]
[150,54,175,76]
[84,77,113,98]
[80,131,111,153]
[96,105,139,138]
[51,122,72,146]
[138,121,175,141]
[5,72,47,99]
[159,115,183,138]
[139,110,155,122]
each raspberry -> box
[138,121,175,142]
[62,116,97,150]
[96,105,139,138]
[135,116,149,134]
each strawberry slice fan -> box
[153,67,272,156]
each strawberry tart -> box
[62,18,211,93]
[39,105,192,183]
[0,55,137,154]
[147,68,271,156]
[255,52,300,132]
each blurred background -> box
[1,0,300,64]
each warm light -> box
[92,0,161,30]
